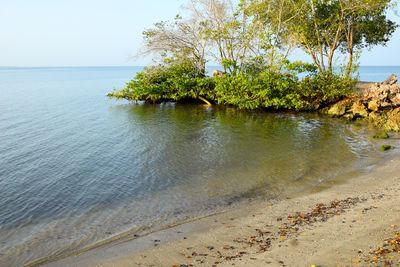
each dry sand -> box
[45,154,400,267]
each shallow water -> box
[0,66,399,266]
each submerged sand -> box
[45,154,400,267]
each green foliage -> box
[249,0,397,75]
[294,73,356,110]
[285,61,318,75]
[341,1,398,50]
[109,60,355,111]
[213,71,298,110]
[108,60,215,103]
[212,70,353,111]
[240,56,269,76]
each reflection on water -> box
[0,67,394,266]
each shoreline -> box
[44,152,400,267]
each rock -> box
[352,101,369,118]
[368,111,379,121]
[343,113,354,120]
[384,107,400,131]
[390,93,400,106]
[318,106,330,115]
[328,103,346,116]
[328,76,400,131]
[380,101,392,108]
[378,91,389,101]
[382,74,398,85]
[373,131,389,139]
[327,100,351,117]
[380,144,393,151]
[368,99,379,111]
[368,111,387,128]
[389,85,400,95]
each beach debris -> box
[223,245,235,250]
[179,197,365,266]
[365,232,400,266]
[371,193,385,200]
[183,245,251,266]
[256,229,271,236]
[362,206,378,214]
[278,197,365,239]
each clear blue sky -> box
[1,0,399,67]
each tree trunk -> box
[327,50,334,74]
[345,48,353,78]
[345,26,354,78]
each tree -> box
[249,0,339,73]
[250,0,398,76]
[140,14,209,75]
[339,0,397,77]
[139,0,304,77]
[188,0,268,75]
[246,0,300,69]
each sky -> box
[0,0,399,67]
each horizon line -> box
[1,65,400,68]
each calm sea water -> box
[358,66,400,82]
[0,66,399,266]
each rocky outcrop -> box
[368,99,379,112]
[351,101,369,118]
[382,74,398,85]
[385,107,400,131]
[327,100,348,116]
[326,74,400,131]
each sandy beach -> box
[42,152,400,267]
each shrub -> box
[214,71,298,110]
[294,72,356,110]
[109,61,356,112]
[108,59,215,104]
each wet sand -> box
[44,154,400,267]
